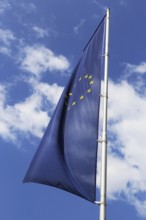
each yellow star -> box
[88,75,92,79]
[80,95,84,100]
[87,89,91,93]
[90,80,94,85]
[79,77,82,81]
[84,74,88,79]
[67,106,70,110]
[72,101,76,106]
[69,92,72,96]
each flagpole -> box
[99,8,110,220]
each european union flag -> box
[24,16,105,203]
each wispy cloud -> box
[119,0,128,7]
[32,26,49,38]
[0,0,11,15]
[125,62,146,75]
[74,19,86,34]
[0,28,16,56]
[19,2,36,13]
[0,28,15,45]
[92,1,107,11]
[0,46,11,55]
[19,44,70,77]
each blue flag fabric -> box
[24,17,105,203]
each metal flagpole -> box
[99,8,110,220]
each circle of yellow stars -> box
[65,74,95,110]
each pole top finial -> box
[106,8,110,13]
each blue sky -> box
[1,0,146,219]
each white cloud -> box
[0,88,49,141]
[33,81,64,106]
[0,41,68,142]
[99,79,146,217]
[125,62,146,75]
[32,26,49,38]
[8,94,49,138]
[19,44,70,77]
[107,154,140,199]
[0,77,64,143]
[74,19,86,34]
